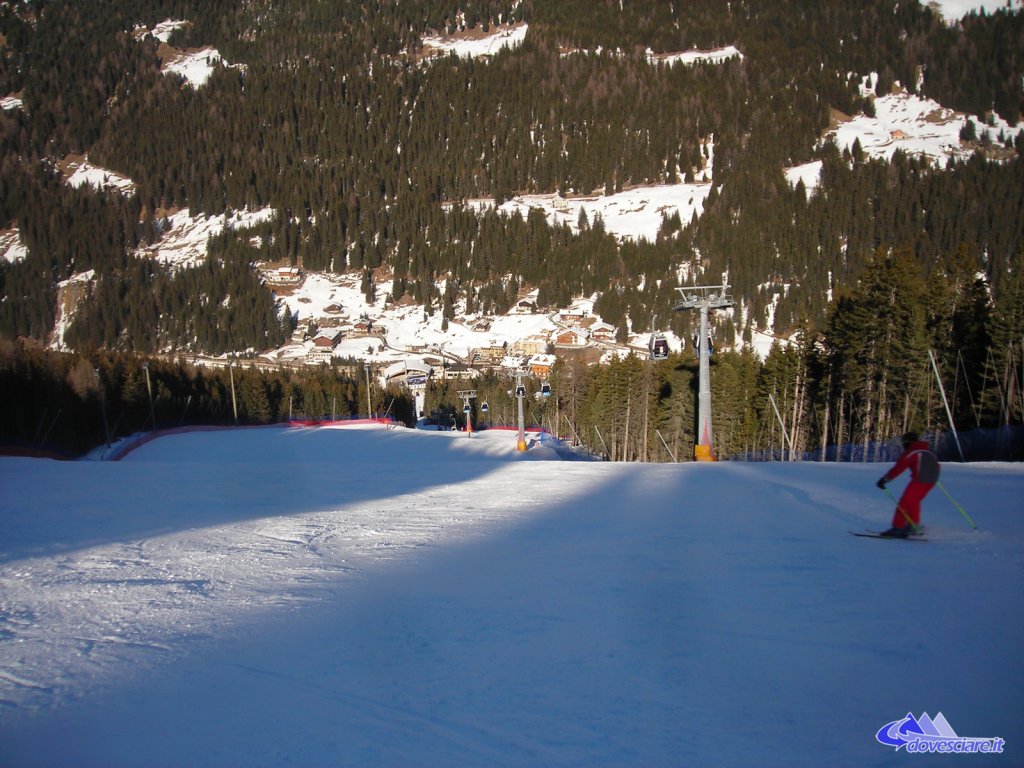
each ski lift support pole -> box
[515,373,528,451]
[673,283,734,461]
[458,389,477,437]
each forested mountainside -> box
[1,0,1022,458]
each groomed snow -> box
[1,426,1021,766]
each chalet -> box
[558,308,588,324]
[262,265,302,285]
[311,330,343,348]
[529,353,557,378]
[291,320,311,342]
[553,328,587,348]
[352,318,377,334]
[590,322,617,343]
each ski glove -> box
[876,477,887,489]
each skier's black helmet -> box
[902,431,918,447]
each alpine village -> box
[1,0,1022,462]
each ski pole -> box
[882,486,923,534]
[936,480,978,530]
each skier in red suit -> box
[876,432,940,537]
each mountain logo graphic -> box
[876,712,1005,754]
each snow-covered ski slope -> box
[1,425,1021,767]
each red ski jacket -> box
[884,440,941,485]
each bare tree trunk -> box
[861,377,873,463]
[820,371,832,462]
[623,392,631,462]
[638,364,647,460]
[837,392,847,462]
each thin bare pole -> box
[768,392,794,461]
[928,349,964,462]
[594,425,610,459]
[656,429,678,463]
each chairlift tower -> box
[673,284,734,461]
[458,389,477,436]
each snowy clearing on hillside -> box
[832,89,975,166]
[0,229,27,265]
[149,19,188,43]
[460,179,714,244]
[64,157,136,195]
[421,23,529,59]
[162,46,238,88]
[784,160,824,192]
[647,45,743,66]
[789,83,1024,193]
[0,425,1021,767]
[139,19,241,88]
[136,207,276,270]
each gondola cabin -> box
[649,334,669,360]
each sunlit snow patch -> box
[65,158,136,195]
[460,181,714,243]
[421,23,528,59]
[1,229,27,265]
[137,208,277,270]
[647,45,743,66]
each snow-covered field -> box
[1,425,1021,766]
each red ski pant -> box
[891,481,934,528]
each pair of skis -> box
[849,530,928,542]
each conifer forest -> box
[1,0,1022,458]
